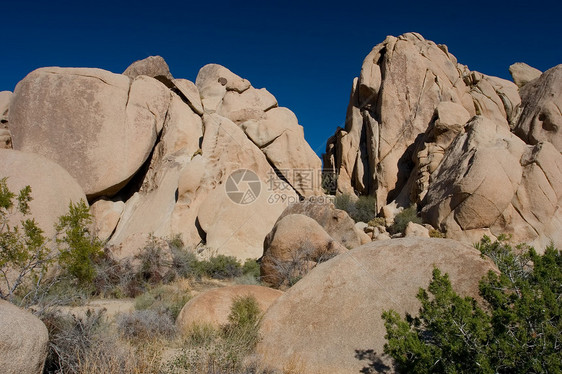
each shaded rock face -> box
[256,238,498,374]
[0,300,49,374]
[513,65,562,151]
[260,214,347,288]
[123,55,174,86]
[176,285,283,335]
[324,32,561,250]
[0,91,11,149]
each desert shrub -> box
[428,228,445,238]
[265,240,339,288]
[0,178,52,302]
[56,200,103,286]
[242,259,260,279]
[334,193,377,223]
[42,309,156,374]
[134,283,191,320]
[368,217,386,227]
[382,237,562,373]
[334,193,354,213]
[389,205,422,234]
[116,309,177,341]
[166,295,263,374]
[196,255,243,279]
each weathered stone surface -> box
[404,221,430,237]
[422,116,562,250]
[257,238,497,374]
[260,214,347,288]
[176,285,283,335]
[509,62,542,88]
[0,149,87,237]
[123,55,174,85]
[218,87,277,123]
[195,114,296,260]
[277,198,369,249]
[90,199,124,242]
[0,91,10,149]
[196,64,250,113]
[9,67,171,198]
[513,65,562,151]
[172,78,204,115]
[0,299,49,374]
[109,94,203,245]
[241,107,323,197]
[324,33,520,212]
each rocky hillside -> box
[323,32,561,250]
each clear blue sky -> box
[2,0,560,156]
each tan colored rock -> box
[278,198,369,249]
[324,33,520,210]
[123,55,174,85]
[242,107,323,196]
[0,149,87,238]
[404,221,430,237]
[172,78,204,115]
[0,299,49,374]
[195,64,250,112]
[422,116,562,251]
[257,238,497,374]
[0,91,10,121]
[509,62,542,88]
[218,87,277,123]
[196,114,296,260]
[513,64,562,151]
[90,199,124,242]
[176,285,283,335]
[9,67,171,198]
[109,94,202,245]
[260,214,347,288]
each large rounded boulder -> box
[0,149,86,237]
[0,300,49,374]
[256,238,497,373]
[8,67,170,198]
[176,285,283,335]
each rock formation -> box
[324,33,561,250]
[256,238,498,373]
[3,56,322,261]
[0,299,49,374]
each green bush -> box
[334,193,377,223]
[382,237,562,373]
[0,178,51,302]
[56,200,103,286]
[389,205,422,234]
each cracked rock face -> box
[324,33,560,250]
[8,67,171,199]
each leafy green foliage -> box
[334,193,377,223]
[56,200,103,286]
[389,205,422,234]
[382,237,562,373]
[0,178,51,302]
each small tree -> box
[382,237,562,373]
[56,200,103,286]
[0,178,51,302]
